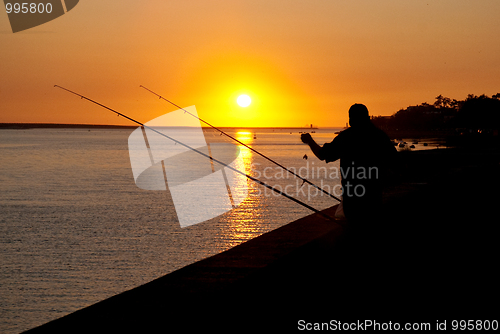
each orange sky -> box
[1,1,499,127]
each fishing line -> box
[139,85,341,202]
[54,85,335,221]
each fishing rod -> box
[54,85,335,222]
[139,85,341,203]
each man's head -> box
[348,103,371,127]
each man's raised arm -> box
[301,133,325,161]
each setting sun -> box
[237,94,251,107]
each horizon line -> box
[0,122,345,129]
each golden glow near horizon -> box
[1,1,499,127]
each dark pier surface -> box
[25,148,499,332]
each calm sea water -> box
[0,126,440,333]
[0,127,338,333]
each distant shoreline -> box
[382,128,455,140]
[0,123,136,130]
[0,123,324,130]
[0,123,460,142]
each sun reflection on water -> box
[235,131,254,173]
[234,131,253,144]
[214,131,268,250]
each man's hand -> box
[301,133,313,145]
[301,133,325,161]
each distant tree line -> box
[371,93,500,134]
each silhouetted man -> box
[301,104,396,232]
